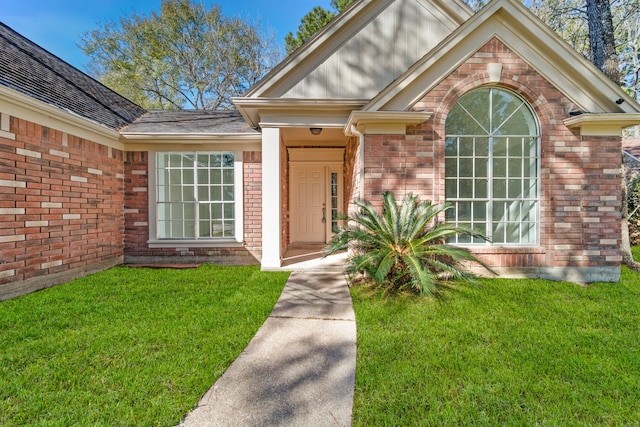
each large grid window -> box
[156,152,235,239]
[445,88,539,245]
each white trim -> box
[124,141,261,153]
[234,98,367,129]
[147,150,245,248]
[0,85,122,149]
[289,161,344,244]
[564,114,640,136]
[345,111,432,135]
[120,133,260,142]
[261,127,282,269]
[364,0,640,115]
[148,240,244,249]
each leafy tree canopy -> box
[81,0,281,110]
[285,0,355,55]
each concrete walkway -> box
[179,270,356,427]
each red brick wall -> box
[344,136,359,214]
[0,116,124,299]
[123,150,261,265]
[123,151,149,256]
[364,37,621,274]
[362,131,436,207]
[243,151,262,258]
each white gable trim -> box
[244,0,473,99]
[365,0,640,115]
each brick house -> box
[2,0,640,300]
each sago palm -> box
[325,192,493,296]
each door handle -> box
[322,205,326,223]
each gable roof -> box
[0,22,145,131]
[363,0,640,115]
[243,0,473,100]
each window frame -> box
[148,149,244,248]
[444,87,541,247]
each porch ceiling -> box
[281,127,348,147]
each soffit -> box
[364,0,640,115]
[234,98,368,129]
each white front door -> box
[290,164,326,243]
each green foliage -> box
[351,268,640,425]
[0,265,289,425]
[81,0,281,109]
[528,0,640,101]
[325,192,491,296]
[626,175,640,244]
[285,0,355,55]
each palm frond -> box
[326,192,495,296]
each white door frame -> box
[289,162,343,244]
[288,148,344,245]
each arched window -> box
[444,87,539,245]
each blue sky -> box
[2,0,333,71]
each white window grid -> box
[444,135,540,245]
[156,152,235,239]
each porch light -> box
[310,127,323,135]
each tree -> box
[325,192,493,296]
[586,0,620,84]
[285,0,355,55]
[528,0,640,102]
[617,0,640,102]
[81,0,281,110]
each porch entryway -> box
[288,148,344,245]
[281,243,348,271]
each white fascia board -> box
[119,133,260,141]
[345,110,432,135]
[234,98,368,129]
[564,114,640,136]
[123,140,261,153]
[0,85,122,149]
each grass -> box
[0,265,289,426]
[4,256,640,426]
[351,266,640,425]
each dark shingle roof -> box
[121,110,258,134]
[0,22,145,130]
[624,138,640,158]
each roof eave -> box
[233,98,369,129]
[119,132,261,142]
[564,113,640,136]
[0,84,121,148]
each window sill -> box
[458,245,546,254]
[148,239,244,249]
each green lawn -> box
[3,259,640,426]
[0,265,289,426]
[351,266,640,425]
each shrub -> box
[325,192,493,296]
[627,176,640,245]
